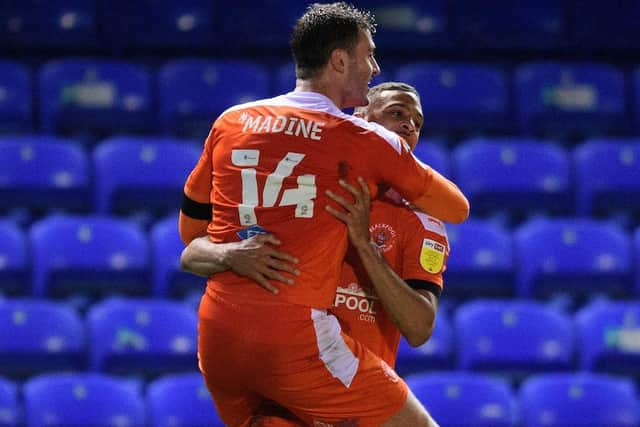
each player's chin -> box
[406,137,419,150]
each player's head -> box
[291,2,380,108]
[355,82,424,150]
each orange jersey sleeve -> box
[397,209,449,288]
[340,119,469,224]
[179,127,216,244]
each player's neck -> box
[295,77,345,110]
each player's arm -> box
[180,234,300,294]
[179,128,216,244]
[369,134,469,224]
[412,167,469,224]
[326,178,437,346]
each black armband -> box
[181,193,212,220]
[405,279,442,299]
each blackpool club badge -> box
[419,238,445,273]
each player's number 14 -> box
[231,149,317,225]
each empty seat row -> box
[2,59,640,136]
[0,370,637,427]
[1,136,639,224]
[0,215,197,298]
[0,298,197,376]
[399,300,640,379]
[0,372,223,427]
[407,372,640,427]
[0,136,199,218]
[0,297,638,380]
[2,215,640,299]
[1,0,639,53]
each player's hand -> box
[325,177,371,250]
[224,234,300,294]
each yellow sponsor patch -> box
[420,238,445,273]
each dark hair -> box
[291,2,376,80]
[354,81,421,114]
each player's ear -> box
[329,48,348,74]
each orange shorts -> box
[197,290,408,427]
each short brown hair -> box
[290,2,376,80]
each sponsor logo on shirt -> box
[236,224,270,240]
[370,223,397,253]
[334,283,378,324]
[419,238,445,273]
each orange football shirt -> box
[183,91,463,308]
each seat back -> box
[147,373,225,427]
[87,298,198,374]
[30,215,149,297]
[407,372,516,427]
[0,60,31,132]
[515,219,632,298]
[93,137,200,215]
[520,373,640,427]
[24,373,145,427]
[0,299,84,374]
[455,300,574,373]
[39,59,152,135]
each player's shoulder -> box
[218,94,289,118]
[341,114,404,154]
[405,208,448,240]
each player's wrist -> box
[353,238,380,255]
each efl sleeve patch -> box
[419,238,446,274]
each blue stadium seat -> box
[218,1,307,49]
[87,298,198,375]
[151,216,204,298]
[634,68,640,133]
[413,141,449,177]
[574,139,640,219]
[147,373,224,427]
[274,62,297,96]
[519,373,640,427]
[572,1,640,51]
[636,228,640,297]
[39,59,152,136]
[0,136,90,213]
[515,62,627,136]
[452,138,571,220]
[445,219,514,297]
[357,0,449,49]
[101,0,215,50]
[576,301,640,376]
[455,300,574,374]
[0,0,97,48]
[515,219,633,298]
[395,63,508,133]
[30,215,149,298]
[406,372,516,427]
[0,60,31,132]
[23,373,145,427]
[453,0,564,49]
[395,311,453,376]
[0,221,27,295]
[93,137,200,215]
[158,59,270,137]
[0,377,18,427]
[0,299,84,375]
